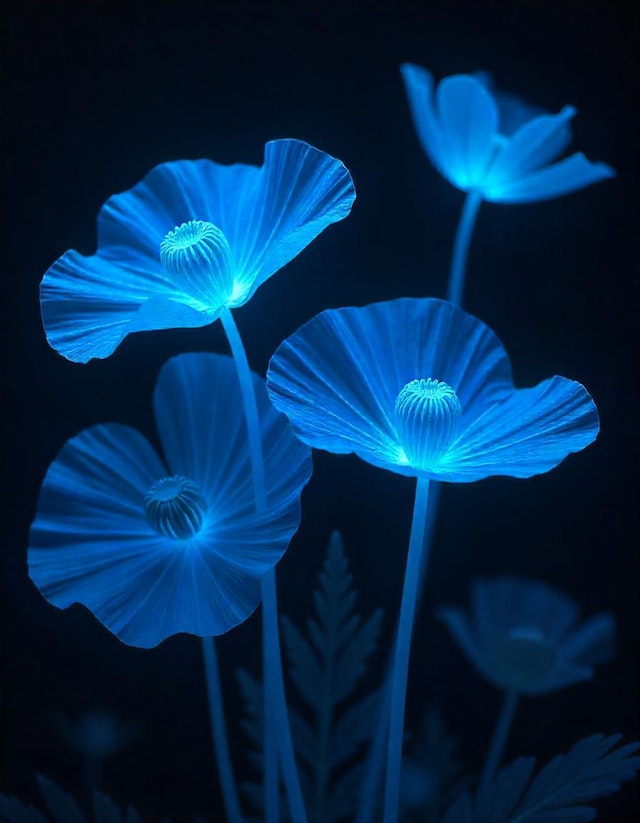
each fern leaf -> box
[0,792,48,823]
[35,775,85,823]
[443,734,640,823]
[280,616,323,711]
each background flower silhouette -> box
[401,64,615,202]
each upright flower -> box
[267,296,599,823]
[401,64,614,204]
[28,352,312,648]
[400,64,615,305]
[40,139,355,363]
[438,576,615,787]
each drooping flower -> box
[438,576,615,695]
[266,298,599,482]
[41,139,355,363]
[401,64,615,203]
[28,353,312,648]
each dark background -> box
[2,0,638,820]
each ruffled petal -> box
[440,376,599,482]
[267,298,512,477]
[485,106,576,187]
[400,64,450,181]
[41,250,218,362]
[27,423,268,647]
[154,352,312,578]
[100,140,355,306]
[484,152,615,203]
[434,74,500,190]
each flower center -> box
[394,378,461,470]
[160,220,233,309]
[144,475,206,540]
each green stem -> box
[447,190,483,307]
[383,476,431,823]
[220,307,307,823]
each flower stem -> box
[447,190,483,307]
[383,476,431,823]
[201,637,243,823]
[220,307,307,823]
[357,482,440,822]
[480,689,519,789]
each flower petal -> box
[559,613,616,667]
[486,106,577,187]
[475,72,547,136]
[40,251,215,363]
[437,606,494,683]
[400,64,450,181]
[100,140,355,305]
[267,298,513,477]
[471,577,580,644]
[154,352,313,578]
[484,152,615,203]
[441,376,599,481]
[27,423,267,647]
[435,74,500,190]
[524,660,593,696]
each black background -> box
[2,1,639,821]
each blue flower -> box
[438,577,616,695]
[28,353,312,648]
[266,298,599,482]
[41,140,355,363]
[401,64,615,202]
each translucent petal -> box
[99,139,355,304]
[153,352,313,578]
[40,251,215,363]
[435,74,500,189]
[437,606,494,682]
[440,377,599,481]
[560,613,616,667]
[484,152,615,203]
[42,140,354,363]
[475,72,547,136]
[524,660,593,696]
[26,415,303,648]
[471,577,580,645]
[400,64,450,181]
[486,106,576,186]
[267,298,512,477]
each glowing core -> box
[394,378,461,470]
[144,475,206,540]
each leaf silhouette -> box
[443,734,640,822]
[238,530,383,822]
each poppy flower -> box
[400,64,614,203]
[40,139,355,363]
[266,297,599,483]
[438,576,616,695]
[28,353,312,648]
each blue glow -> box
[438,576,616,695]
[28,353,312,648]
[267,297,599,482]
[40,140,356,363]
[395,378,461,470]
[401,64,615,202]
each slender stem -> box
[383,476,431,823]
[480,690,519,788]
[357,482,440,823]
[447,190,483,307]
[220,307,307,823]
[201,637,243,823]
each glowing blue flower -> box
[28,353,312,648]
[401,64,615,202]
[266,298,599,482]
[41,140,355,363]
[438,577,616,695]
